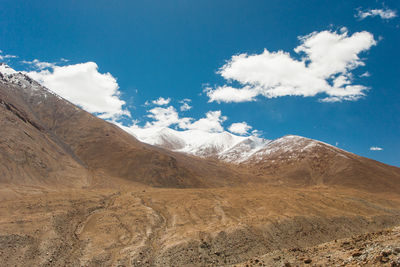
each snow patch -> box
[0,63,17,75]
[123,126,271,163]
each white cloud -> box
[187,111,227,132]
[180,102,192,111]
[370,146,383,151]
[152,97,171,106]
[0,51,17,61]
[360,71,371,77]
[207,30,376,103]
[228,122,252,135]
[26,61,130,120]
[356,8,397,20]
[145,106,191,129]
[141,105,227,133]
[22,59,56,70]
[206,85,259,103]
[179,98,192,111]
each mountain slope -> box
[241,135,400,192]
[128,125,400,193]
[0,65,246,188]
[0,67,90,187]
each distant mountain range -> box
[1,62,399,192]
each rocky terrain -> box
[0,65,400,266]
[1,186,400,266]
[237,225,400,267]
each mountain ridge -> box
[0,63,399,194]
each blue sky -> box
[1,0,399,166]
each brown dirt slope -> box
[0,76,246,189]
[0,82,90,188]
[242,135,400,193]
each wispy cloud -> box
[360,71,371,78]
[0,50,17,61]
[356,8,397,20]
[370,146,383,151]
[179,98,192,111]
[22,59,56,70]
[206,29,377,103]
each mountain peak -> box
[126,126,272,162]
[0,63,17,75]
[126,129,348,164]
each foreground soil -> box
[1,184,400,266]
[237,225,400,267]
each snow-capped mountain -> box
[123,125,350,165]
[0,63,53,94]
[0,63,79,111]
[123,125,348,164]
[0,63,17,75]
[243,134,349,164]
[122,126,272,162]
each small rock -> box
[382,249,392,257]
[379,256,389,263]
[352,252,362,257]
[284,262,291,267]
[273,256,281,261]
[304,258,312,264]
